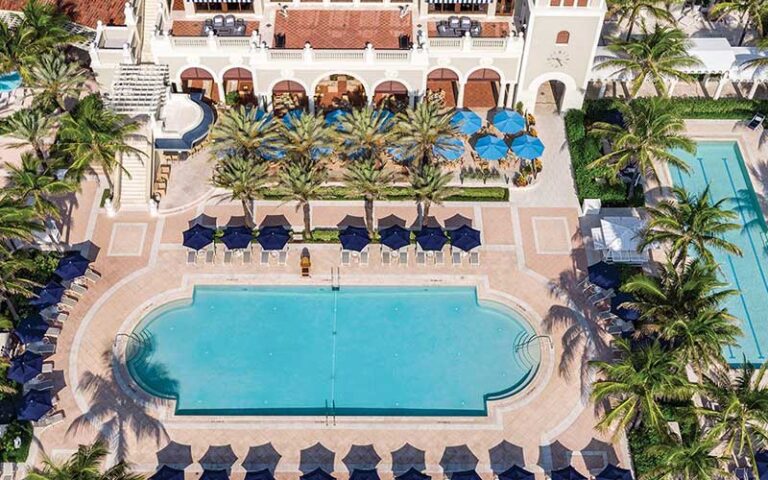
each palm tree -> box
[0,249,39,322]
[710,0,767,46]
[209,106,283,162]
[590,338,695,434]
[409,163,454,227]
[648,433,730,480]
[639,186,743,266]
[5,153,77,221]
[57,94,143,190]
[281,112,335,162]
[343,159,395,234]
[28,51,88,113]
[278,160,327,239]
[27,440,143,480]
[700,363,768,473]
[212,155,270,226]
[0,358,18,398]
[659,309,741,373]
[596,24,701,97]
[606,0,676,40]
[589,98,695,183]
[335,107,393,165]
[0,195,42,244]
[0,108,55,160]
[741,37,768,70]
[392,102,460,167]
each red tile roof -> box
[0,0,126,28]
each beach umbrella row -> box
[451,110,482,136]
[182,225,291,252]
[511,134,545,160]
[492,110,526,135]
[29,281,66,308]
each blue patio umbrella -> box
[451,471,481,480]
[450,110,482,136]
[151,466,185,480]
[550,467,587,480]
[492,110,526,135]
[498,466,534,480]
[386,146,414,163]
[0,71,22,92]
[182,224,215,251]
[8,351,43,383]
[340,226,371,252]
[755,450,768,480]
[54,252,90,280]
[511,134,545,160]
[244,470,275,480]
[201,470,228,480]
[30,281,66,308]
[301,469,335,480]
[474,135,508,161]
[325,109,348,129]
[311,146,333,161]
[17,389,53,421]
[396,469,430,480]
[433,137,464,161]
[350,470,379,480]
[262,148,286,161]
[256,226,290,251]
[588,261,620,290]
[416,227,447,251]
[611,292,639,322]
[282,109,303,129]
[374,109,395,131]
[379,225,410,250]
[221,225,253,250]
[596,465,633,480]
[449,225,481,252]
[13,314,50,344]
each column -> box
[496,83,506,108]
[667,78,678,97]
[408,91,416,108]
[308,96,315,114]
[486,0,497,17]
[216,82,226,105]
[748,80,760,99]
[504,83,515,108]
[597,81,607,99]
[456,81,466,108]
[713,77,726,100]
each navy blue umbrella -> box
[350,470,379,480]
[182,224,215,251]
[449,226,481,252]
[396,469,431,480]
[30,281,66,308]
[54,252,90,280]
[257,226,290,251]
[611,292,639,322]
[8,351,43,383]
[301,469,335,480]
[550,467,587,480]
[244,470,275,480]
[416,227,447,251]
[755,450,768,480]
[151,466,185,480]
[498,465,534,480]
[596,465,633,480]
[451,471,481,480]
[379,225,410,251]
[200,470,229,480]
[221,226,253,250]
[340,226,371,252]
[588,262,620,290]
[17,389,53,421]
[13,314,50,344]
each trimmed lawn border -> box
[258,186,509,202]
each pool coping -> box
[109,273,556,430]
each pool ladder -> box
[325,400,336,426]
[331,267,340,291]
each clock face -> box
[547,49,571,69]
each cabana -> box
[591,216,649,264]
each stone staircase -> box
[140,0,162,62]
[106,63,169,116]
[117,135,153,210]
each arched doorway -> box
[314,74,367,109]
[222,67,254,104]
[373,81,409,111]
[180,67,219,102]
[272,80,307,115]
[536,80,566,113]
[464,69,502,109]
[426,68,459,108]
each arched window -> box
[555,31,570,45]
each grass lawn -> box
[259,186,509,202]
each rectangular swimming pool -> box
[670,141,768,365]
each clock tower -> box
[514,0,605,114]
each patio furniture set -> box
[436,16,483,37]
[203,15,247,36]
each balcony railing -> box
[427,33,523,52]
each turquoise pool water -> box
[670,141,768,365]
[127,286,540,416]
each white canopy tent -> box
[591,216,649,264]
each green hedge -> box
[259,186,509,202]
[627,403,697,478]
[585,98,768,121]
[0,420,32,462]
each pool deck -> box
[17,114,630,479]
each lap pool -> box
[126,286,541,416]
[670,141,768,365]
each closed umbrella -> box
[257,226,290,251]
[8,351,43,383]
[13,314,50,344]
[416,227,447,251]
[433,137,464,161]
[182,224,215,251]
[30,281,66,308]
[498,466,534,480]
[596,465,633,480]
[340,226,371,252]
[511,134,545,160]
[17,389,53,421]
[151,466,185,480]
[221,226,253,250]
[450,110,482,135]
[449,225,481,252]
[550,466,586,480]
[611,292,639,322]
[54,252,90,280]
[474,136,508,161]
[492,110,526,135]
[379,225,410,251]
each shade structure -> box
[492,110,526,134]
[450,110,482,135]
[54,252,90,280]
[257,226,290,251]
[14,314,50,344]
[755,450,768,480]
[201,470,229,480]
[325,109,348,129]
[416,227,447,251]
[221,226,253,250]
[244,470,275,480]
[379,225,410,251]
[588,262,620,290]
[498,465,534,480]
[511,134,545,160]
[350,470,379,480]
[451,471,481,480]
[449,225,481,252]
[596,465,633,480]
[183,224,215,251]
[433,137,464,161]
[396,468,430,480]
[301,469,336,480]
[340,226,371,252]
[17,389,52,421]
[550,466,587,480]
[282,109,303,129]
[474,135,508,161]
[30,281,66,308]
[8,351,43,383]
[611,292,639,322]
[151,466,185,480]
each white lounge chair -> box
[187,250,197,265]
[452,249,462,266]
[469,251,480,266]
[381,249,392,265]
[399,249,408,265]
[60,296,77,308]
[68,283,87,296]
[33,411,64,428]
[27,341,56,355]
[433,250,444,265]
[261,250,270,265]
[748,113,765,130]
[85,268,102,282]
[24,379,54,393]
[278,250,287,265]
[41,362,54,374]
[45,327,62,338]
[224,250,234,264]
[205,249,215,263]
[416,250,426,265]
[341,250,351,266]
[360,249,369,265]
[242,248,252,264]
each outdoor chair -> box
[261,250,270,265]
[382,248,391,265]
[68,283,87,296]
[45,327,62,339]
[33,411,64,428]
[360,249,369,265]
[437,23,450,36]
[60,296,77,308]
[242,248,252,264]
[278,250,287,265]
[459,16,472,29]
[416,249,426,265]
[469,251,480,266]
[434,250,444,265]
[469,24,481,37]
[224,250,234,264]
[187,250,197,265]
[41,362,54,374]
[27,341,56,355]
[24,379,54,394]
[452,250,462,266]
[213,15,225,27]
[341,250,351,266]
[224,15,236,27]
[448,16,460,28]
[589,287,614,304]
[747,113,765,130]
[85,268,102,282]
[205,248,215,263]
[399,250,408,265]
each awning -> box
[428,0,491,4]
[192,0,250,3]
